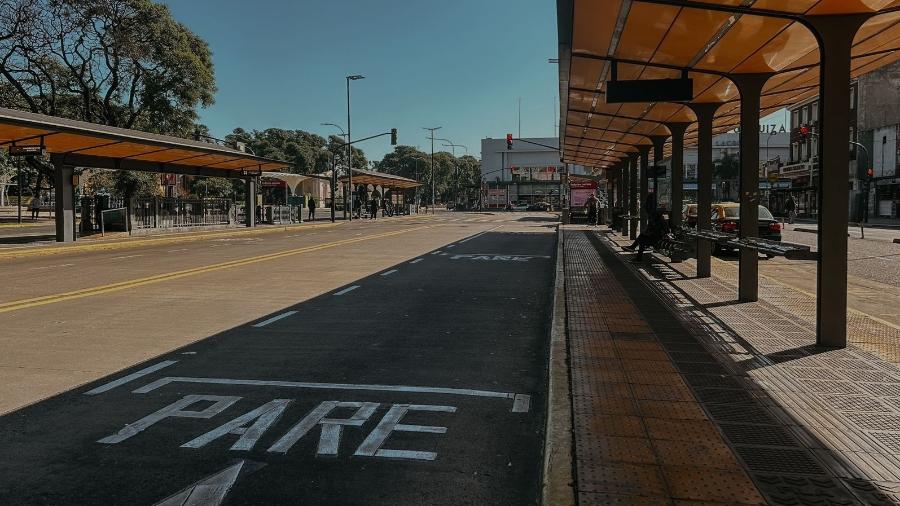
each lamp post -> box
[440,141,468,208]
[423,127,441,214]
[346,75,364,221]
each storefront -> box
[874,177,900,219]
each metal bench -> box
[683,228,817,260]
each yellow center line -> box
[0,224,434,314]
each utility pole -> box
[346,75,364,221]
[423,127,441,214]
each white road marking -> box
[98,394,241,444]
[84,360,178,395]
[110,254,143,260]
[450,254,551,262]
[409,258,423,264]
[167,248,189,253]
[380,269,398,276]
[458,232,486,243]
[512,394,531,413]
[28,263,75,270]
[431,251,442,255]
[333,285,360,296]
[446,244,456,248]
[268,400,379,455]
[183,399,293,451]
[154,460,245,506]
[354,404,456,461]
[181,352,197,355]
[252,311,298,328]
[132,376,529,412]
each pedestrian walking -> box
[784,195,796,224]
[586,192,599,226]
[307,195,316,221]
[30,193,42,220]
[369,198,378,220]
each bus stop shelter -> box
[339,168,422,215]
[557,0,900,348]
[0,107,290,241]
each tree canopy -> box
[376,146,481,204]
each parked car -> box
[711,202,782,254]
[526,202,550,211]
[512,203,529,211]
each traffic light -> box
[390,128,398,145]
[506,133,513,150]
[798,125,810,140]
[867,167,874,178]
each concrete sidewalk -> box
[553,226,900,504]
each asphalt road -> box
[0,211,555,505]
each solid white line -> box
[333,285,360,296]
[380,269,398,276]
[458,232,486,243]
[410,258,424,264]
[84,360,178,395]
[252,310,298,328]
[28,263,75,270]
[132,376,529,412]
[110,254,143,260]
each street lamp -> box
[440,141,468,208]
[423,126,441,214]
[321,122,348,142]
[346,75,364,221]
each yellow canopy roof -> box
[559,0,900,171]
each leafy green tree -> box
[714,151,740,181]
[188,176,237,199]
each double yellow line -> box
[0,225,432,314]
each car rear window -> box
[722,206,774,220]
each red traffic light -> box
[506,133,513,150]
[867,167,874,178]
[799,125,810,137]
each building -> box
[857,60,900,223]
[480,137,587,208]
[658,131,790,209]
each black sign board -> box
[8,145,44,157]
[606,78,693,104]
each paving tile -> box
[577,462,668,497]
[663,467,766,504]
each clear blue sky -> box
[165,0,560,162]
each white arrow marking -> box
[154,460,245,506]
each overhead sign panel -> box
[606,78,694,104]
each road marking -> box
[154,460,246,506]
[84,360,178,395]
[431,251,442,255]
[167,248,189,253]
[131,376,529,412]
[252,310,298,328]
[0,225,431,314]
[450,254,551,262]
[512,394,531,413]
[458,232,486,243]
[110,254,143,260]
[380,269,398,276]
[333,285,360,296]
[409,258,423,264]
[354,404,456,461]
[28,263,75,270]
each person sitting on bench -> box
[623,193,669,261]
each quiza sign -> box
[85,362,530,463]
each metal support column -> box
[638,145,651,234]
[245,176,257,227]
[650,135,669,196]
[732,74,772,302]
[808,15,869,347]
[52,158,75,243]
[629,153,638,239]
[689,103,723,278]
[617,163,626,233]
[607,168,616,225]
[665,123,689,231]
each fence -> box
[131,197,232,230]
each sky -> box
[165,0,561,163]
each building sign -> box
[261,179,287,189]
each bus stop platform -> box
[556,226,900,505]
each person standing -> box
[30,193,42,220]
[586,192,599,226]
[307,195,316,221]
[369,198,378,220]
[784,195,796,224]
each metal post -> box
[629,153,638,239]
[16,159,22,224]
[330,156,337,223]
[807,15,870,348]
[52,157,75,242]
[245,176,256,227]
[616,163,625,231]
[665,123,689,231]
[346,78,353,222]
[650,135,668,198]
[638,145,650,234]
[732,74,771,302]
[689,103,723,278]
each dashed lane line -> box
[252,310,298,328]
[333,285,360,296]
[410,258,423,264]
[380,269,398,276]
[0,226,432,314]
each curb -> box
[0,221,345,261]
[542,227,575,506]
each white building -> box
[480,137,588,208]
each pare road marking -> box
[448,254,551,262]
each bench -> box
[683,228,817,260]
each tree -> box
[714,151,740,181]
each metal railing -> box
[132,197,232,230]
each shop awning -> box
[559,1,900,171]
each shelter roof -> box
[340,169,422,189]
[0,107,290,174]
[558,0,900,171]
